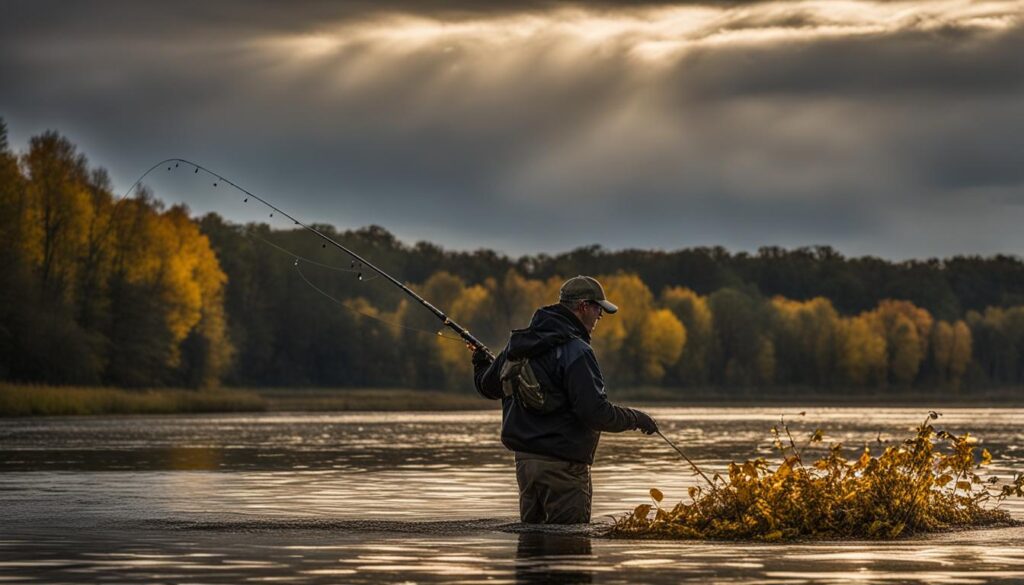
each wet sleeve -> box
[473,347,506,400]
[564,350,639,433]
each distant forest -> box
[3,122,1024,396]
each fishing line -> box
[254,234,468,341]
[293,261,465,343]
[252,233,380,280]
[123,158,493,358]
[254,233,470,340]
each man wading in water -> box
[472,276,659,524]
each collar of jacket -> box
[545,303,592,344]
[506,303,591,360]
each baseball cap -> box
[559,275,618,314]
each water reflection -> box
[5,527,1023,584]
[516,532,594,584]
[168,446,222,470]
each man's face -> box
[578,301,604,333]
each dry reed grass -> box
[0,384,266,416]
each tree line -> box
[0,122,230,387]
[3,123,1024,394]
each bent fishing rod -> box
[130,158,495,361]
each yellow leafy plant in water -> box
[609,412,1024,541]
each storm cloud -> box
[2,0,1022,258]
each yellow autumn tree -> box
[405,271,466,333]
[488,269,550,336]
[1,131,235,388]
[888,315,922,385]
[594,273,685,385]
[661,287,712,385]
[865,300,934,386]
[435,283,493,391]
[643,309,687,383]
[836,315,887,386]
[932,321,954,384]
[163,206,232,386]
[105,194,233,386]
[948,320,972,389]
[395,271,472,390]
[932,320,973,390]
[158,207,206,354]
[21,132,95,302]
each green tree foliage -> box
[707,288,772,387]
[768,297,841,387]
[966,307,1024,385]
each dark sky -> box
[2,0,1023,259]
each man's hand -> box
[633,409,659,435]
[471,347,493,367]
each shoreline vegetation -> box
[2,383,1022,416]
[609,414,1024,541]
[0,384,490,416]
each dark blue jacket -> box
[473,304,641,465]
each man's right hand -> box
[633,409,659,435]
[472,347,493,367]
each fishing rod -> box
[657,431,717,490]
[131,158,496,361]
[256,234,468,344]
[252,232,380,281]
[293,261,466,343]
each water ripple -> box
[2,407,1022,583]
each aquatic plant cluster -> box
[610,413,1024,541]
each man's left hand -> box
[633,410,659,435]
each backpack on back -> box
[498,341,578,413]
[499,357,547,411]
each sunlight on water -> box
[1,407,1022,583]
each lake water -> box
[2,407,1023,583]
